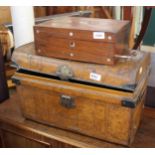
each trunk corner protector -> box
[122,89,145,108]
[11,77,21,85]
[122,100,136,108]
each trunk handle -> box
[115,50,141,59]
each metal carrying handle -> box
[115,50,140,59]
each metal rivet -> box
[70,53,74,57]
[108,36,112,40]
[134,125,137,129]
[69,32,74,37]
[139,67,143,74]
[38,49,41,53]
[36,30,40,34]
[107,58,111,62]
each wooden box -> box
[11,43,150,146]
[34,17,130,65]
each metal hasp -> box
[56,65,74,80]
[60,95,75,108]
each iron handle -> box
[115,50,141,59]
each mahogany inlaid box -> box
[34,17,130,65]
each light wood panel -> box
[0,94,155,148]
[0,6,11,24]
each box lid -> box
[34,17,130,44]
[35,17,130,34]
[12,43,150,92]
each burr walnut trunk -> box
[34,17,130,65]
[11,43,150,146]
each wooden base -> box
[0,94,155,148]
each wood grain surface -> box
[34,17,130,65]
[11,42,150,145]
[35,17,130,33]
[12,43,151,91]
[0,94,155,148]
[13,69,148,146]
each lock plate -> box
[60,95,75,108]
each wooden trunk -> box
[34,17,130,65]
[1,95,155,148]
[11,43,150,146]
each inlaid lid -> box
[36,17,130,34]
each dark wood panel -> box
[0,124,76,148]
[34,17,130,65]
[0,131,3,147]
[1,129,50,148]
[145,86,155,108]
[0,43,9,103]
[45,7,77,16]
[36,37,115,65]
[144,107,155,119]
